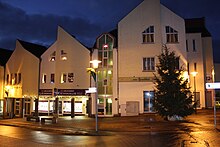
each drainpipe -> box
[35,58,42,117]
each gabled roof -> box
[18,39,47,58]
[93,28,118,49]
[0,48,13,66]
[185,17,211,37]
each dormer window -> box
[50,51,56,62]
[61,50,67,61]
[166,26,178,43]
[142,26,154,43]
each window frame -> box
[166,26,178,43]
[142,26,154,44]
[143,57,155,72]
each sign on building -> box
[206,83,220,89]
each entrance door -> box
[24,99,31,116]
[98,98,112,116]
[144,91,154,112]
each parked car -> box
[216,101,220,108]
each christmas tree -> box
[153,45,195,120]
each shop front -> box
[38,89,90,117]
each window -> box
[61,73,67,83]
[51,74,55,83]
[10,74,13,85]
[194,63,197,71]
[42,74,46,83]
[61,50,67,61]
[187,63,190,74]
[68,73,74,83]
[143,57,155,71]
[193,40,196,52]
[186,40,189,52]
[175,57,180,70]
[166,26,178,43]
[143,91,154,112]
[18,73,21,84]
[142,26,154,43]
[50,51,56,62]
[6,74,9,85]
[14,73,17,85]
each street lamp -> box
[191,71,198,113]
[90,59,101,132]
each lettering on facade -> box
[39,89,53,95]
[58,89,86,96]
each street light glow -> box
[191,71,198,77]
[90,60,101,69]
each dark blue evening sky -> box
[0,0,219,62]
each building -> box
[92,29,118,117]
[185,18,214,108]
[39,26,90,117]
[4,40,47,118]
[0,48,13,116]
[117,0,187,116]
[0,0,214,118]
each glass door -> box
[98,98,112,116]
[144,91,154,112]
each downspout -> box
[35,57,41,117]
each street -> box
[0,125,183,147]
[0,109,220,146]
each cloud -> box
[0,1,104,49]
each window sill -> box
[142,42,155,44]
[142,70,156,72]
[166,42,179,44]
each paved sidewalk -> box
[0,109,219,136]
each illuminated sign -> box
[206,83,220,89]
[85,87,97,94]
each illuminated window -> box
[142,26,154,43]
[61,73,67,83]
[68,73,74,83]
[51,73,55,83]
[42,74,46,83]
[49,51,56,62]
[143,57,155,71]
[166,26,178,43]
[61,50,67,61]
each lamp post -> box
[90,60,101,132]
[212,68,216,128]
[191,71,198,113]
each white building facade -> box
[117,0,188,116]
[39,26,91,117]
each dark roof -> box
[18,39,47,58]
[185,17,211,37]
[0,48,13,66]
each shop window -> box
[142,26,154,43]
[50,51,56,62]
[143,57,155,71]
[51,73,55,83]
[166,26,178,43]
[68,73,74,83]
[61,50,67,61]
[42,74,46,83]
[61,73,67,83]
